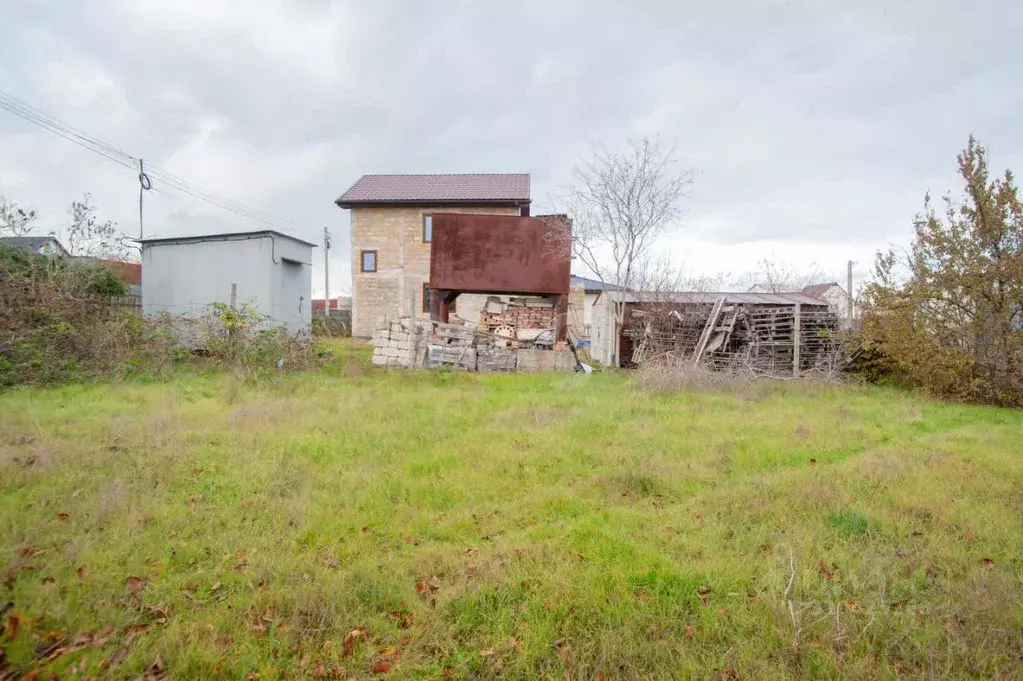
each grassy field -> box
[1,345,1021,679]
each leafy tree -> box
[861,136,1023,405]
[0,194,37,237]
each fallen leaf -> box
[313,661,326,677]
[505,636,521,652]
[324,557,339,570]
[193,468,204,475]
[56,513,69,522]
[300,653,311,666]
[817,559,835,582]
[108,647,129,665]
[427,577,441,592]
[907,531,923,538]
[19,546,36,558]
[125,576,144,595]
[343,629,363,655]
[844,601,859,611]
[809,458,817,465]
[380,646,397,657]
[746,592,757,601]
[5,613,20,639]
[372,660,391,674]
[598,673,607,681]
[442,667,453,678]
[151,655,166,675]
[980,557,994,569]
[322,639,333,651]
[76,566,86,580]
[944,620,959,634]
[249,624,268,636]
[697,585,711,596]
[576,553,585,561]
[210,582,222,592]
[479,648,496,657]
[890,599,907,611]
[684,622,695,639]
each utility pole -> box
[846,259,854,329]
[323,226,331,317]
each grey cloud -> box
[1,0,1021,293]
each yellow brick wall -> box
[350,205,522,337]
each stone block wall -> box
[350,205,521,338]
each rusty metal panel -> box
[429,213,570,294]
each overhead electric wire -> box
[0,89,303,235]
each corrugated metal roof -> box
[336,173,530,206]
[599,290,831,306]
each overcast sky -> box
[1,0,1020,295]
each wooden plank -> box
[691,297,725,367]
[792,302,801,377]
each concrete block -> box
[371,354,388,366]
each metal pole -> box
[323,226,330,317]
[138,158,145,240]
[846,259,854,328]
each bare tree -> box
[51,194,135,260]
[0,194,38,237]
[545,138,694,291]
[736,258,828,293]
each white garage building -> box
[140,230,315,332]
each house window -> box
[360,250,377,273]
[423,214,433,243]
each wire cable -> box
[0,89,303,236]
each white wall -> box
[142,234,312,332]
[590,295,618,365]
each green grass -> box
[1,348,1022,679]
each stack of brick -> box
[478,303,555,333]
[426,323,476,370]
[476,339,518,372]
[370,317,430,367]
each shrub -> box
[1,249,319,387]
[859,136,1023,406]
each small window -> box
[360,250,377,273]
[422,214,433,243]
[422,284,431,313]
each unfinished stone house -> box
[335,173,531,338]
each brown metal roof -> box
[335,173,530,207]
[801,282,841,299]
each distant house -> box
[0,236,69,257]
[568,274,615,342]
[140,230,316,332]
[800,282,855,328]
[312,296,352,313]
[335,173,531,337]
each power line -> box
[0,89,303,235]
